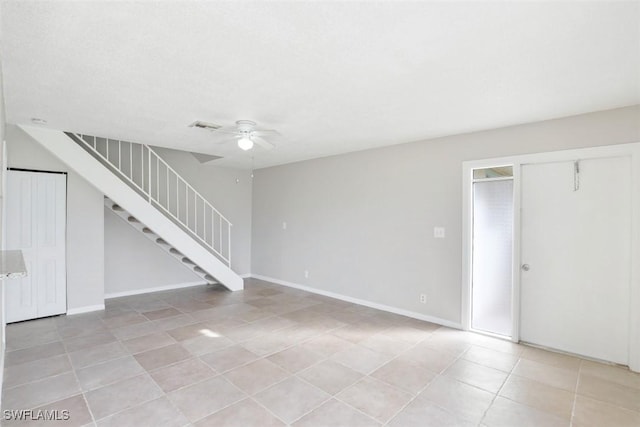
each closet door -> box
[520,156,631,364]
[5,170,67,322]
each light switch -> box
[434,227,445,238]
[282,221,287,230]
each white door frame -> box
[462,142,640,372]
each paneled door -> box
[520,156,631,364]
[5,170,67,322]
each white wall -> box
[5,125,104,311]
[104,207,201,295]
[252,105,640,325]
[151,147,253,275]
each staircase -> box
[18,125,243,291]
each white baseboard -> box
[67,304,105,315]
[250,274,462,330]
[104,280,206,299]
[240,273,252,279]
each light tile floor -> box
[2,278,640,426]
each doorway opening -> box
[470,166,514,338]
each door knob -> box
[521,264,530,271]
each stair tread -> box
[142,227,153,234]
[127,216,140,223]
[182,257,195,265]
[169,248,182,256]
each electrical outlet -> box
[420,294,427,304]
[433,227,445,238]
[282,221,287,230]
[304,270,309,279]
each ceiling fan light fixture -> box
[238,137,254,151]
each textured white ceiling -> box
[1,1,639,169]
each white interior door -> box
[5,170,67,322]
[520,156,631,364]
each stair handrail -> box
[69,133,232,267]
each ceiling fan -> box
[210,120,280,151]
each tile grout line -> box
[383,337,480,426]
[182,375,252,425]
[92,378,191,424]
[571,370,640,415]
[67,349,99,426]
[476,346,521,426]
[250,384,332,426]
[150,358,218,394]
[568,360,583,427]
[1,353,72,390]
[375,329,452,426]
[289,367,382,425]
[87,372,166,423]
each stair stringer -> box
[104,197,219,284]
[19,124,243,291]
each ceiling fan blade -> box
[212,137,239,145]
[252,136,275,150]
[210,126,240,135]
[251,129,280,137]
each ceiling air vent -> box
[189,121,222,131]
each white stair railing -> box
[68,133,232,267]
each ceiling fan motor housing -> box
[236,120,257,133]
